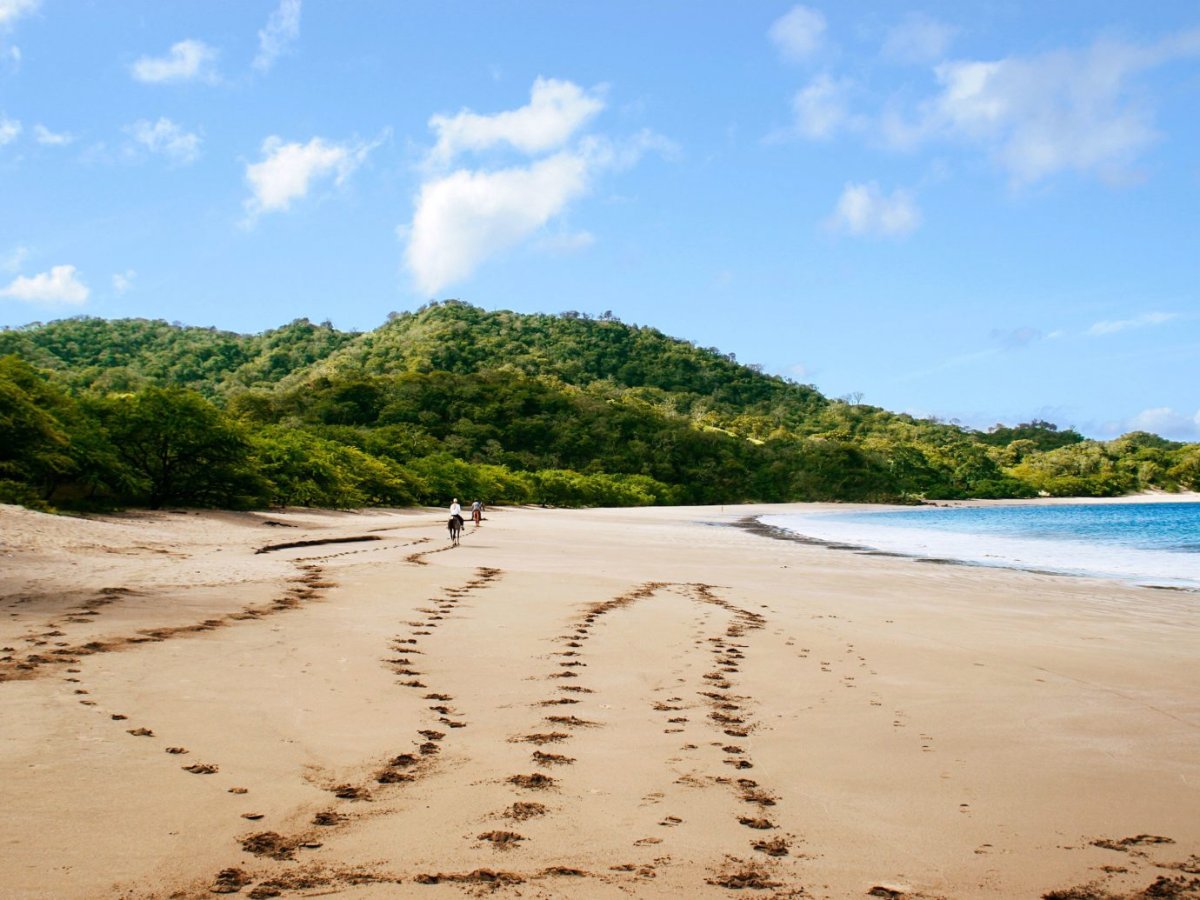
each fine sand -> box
[0,502,1196,899]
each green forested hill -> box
[2,302,1197,511]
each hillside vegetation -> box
[2,302,1197,511]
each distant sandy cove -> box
[0,501,1196,899]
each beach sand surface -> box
[1,502,1196,899]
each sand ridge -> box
[0,502,1197,898]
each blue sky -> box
[1,1,1197,440]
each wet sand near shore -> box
[0,502,1197,899]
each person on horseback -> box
[448,498,464,545]
[471,499,482,526]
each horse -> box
[448,514,464,546]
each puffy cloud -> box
[791,73,853,139]
[891,33,1200,183]
[405,78,671,293]
[128,117,201,164]
[131,39,218,84]
[768,5,826,63]
[882,13,956,64]
[0,264,89,305]
[0,114,20,145]
[405,152,591,294]
[429,77,604,164]
[826,181,920,237]
[33,124,73,146]
[1086,311,1176,336]
[254,0,301,73]
[243,134,374,220]
[0,0,38,26]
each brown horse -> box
[448,514,464,546]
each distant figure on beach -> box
[471,499,482,526]
[448,498,464,545]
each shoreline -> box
[753,495,1200,591]
[1,502,1197,898]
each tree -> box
[0,356,75,506]
[92,386,264,508]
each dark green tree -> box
[92,386,264,508]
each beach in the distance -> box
[1,501,1197,899]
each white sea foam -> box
[760,511,1200,589]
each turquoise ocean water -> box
[760,501,1200,589]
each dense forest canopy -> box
[2,302,1197,511]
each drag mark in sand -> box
[0,560,340,684]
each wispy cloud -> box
[881,13,956,65]
[243,134,378,222]
[535,230,595,255]
[128,117,201,164]
[768,5,826,63]
[1086,311,1176,336]
[990,325,1043,348]
[112,269,136,295]
[1,244,28,272]
[131,39,218,84]
[1126,406,1200,440]
[0,114,20,145]
[886,31,1200,184]
[0,264,89,305]
[254,0,301,73]
[826,181,920,237]
[0,0,39,26]
[428,77,604,166]
[790,73,856,139]
[33,123,73,146]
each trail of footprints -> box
[483,581,801,892]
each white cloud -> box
[0,0,38,26]
[1127,407,1199,440]
[112,269,136,294]
[405,78,672,293]
[882,13,956,64]
[33,123,72,145]
[254,0,301,73]
[891,33,1200,183]
[0,114,20,145]
[128,117,201,164]
[826,181,920,237]
[1086,311,1176,336]
[769,5,826,63]
[0,264,89,305]
[791,73,853,139]
[243,134,374,220]
[429,77,604,165]
[405,152,592,294]
[131,39,218,84]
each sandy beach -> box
[1,501,1197,899]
